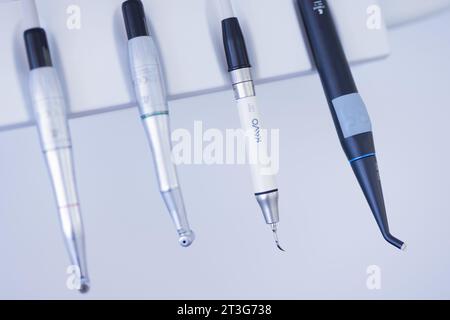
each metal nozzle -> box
[255,191,284,251]
[161,188,195,247]
[178,230,195,247]
[255,190,280,225]
[78,277,90,294]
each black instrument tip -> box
[351,155,404,250]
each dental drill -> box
[122,0,195,247]
[22,0,90,292]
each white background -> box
[1,6,450,299]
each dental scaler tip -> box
[271,224,285,252]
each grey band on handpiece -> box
[332,93,372,138]
[230,67,255,99]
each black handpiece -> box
[297,0,405,250]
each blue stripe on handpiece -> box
[349,153,376,164]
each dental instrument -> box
[122,0,195,247]
[297,0,405,250]
[22,0,90,292]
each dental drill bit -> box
[22,2,90,292]
[297,0,405,250]
[122,0,194,247]
[218,0,284,251]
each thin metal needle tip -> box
[271,224,285,252]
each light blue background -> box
[1,10,450,299]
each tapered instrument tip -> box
[78,279,90,294]
[178,231,195,247]
[271,224,285,252]
[276,242,286,252]
[401,243,407,252]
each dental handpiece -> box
[122,0,194,247]
[297,0,405,250]
[24,28,90,292]
[218,0,283,251]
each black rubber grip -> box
[222,17,251,72]
[122,0,149,40]
[24,28,52,70]
[297,0,357,101]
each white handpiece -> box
[220,0,283,250]
[236,96,277,194]
[230,68,280,229]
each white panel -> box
[0,0,390,130]
[380,0,450,27]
